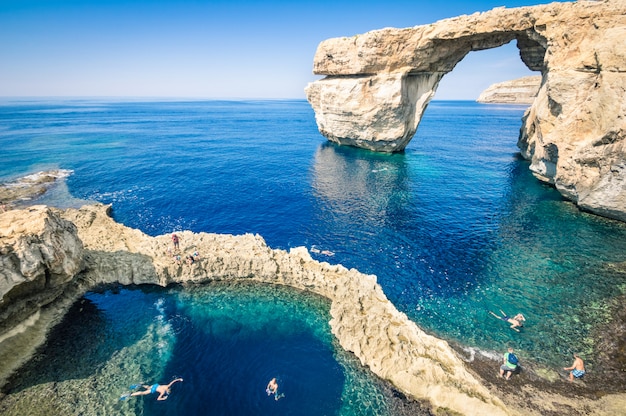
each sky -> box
[0,0,570,100]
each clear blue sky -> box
[0,0,569,100]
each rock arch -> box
[305,0,626,222]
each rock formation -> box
[0,204,507,415]
[305,0,626,223]
[2,204,626,415]
[477,75,541,104]
[0,170,73,209]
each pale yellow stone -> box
[305,0,626,222]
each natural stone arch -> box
[305,0,626,222]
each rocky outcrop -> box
[0,170,73,209]
[0,205,83,332]
[305,0,626,222]
[2,204,626,415]
[477,75,541,104]
[0,204,508,415]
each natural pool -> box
[1,282,425,416]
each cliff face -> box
[0,204,507,416]
[477,75,541,104]
[305,0,626,222]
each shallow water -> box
[1,99,626,414]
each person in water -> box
[564,353,585,381]
[489,309,526,332]
[266,377,284,400]
[266,378,278,395]
[130,378,183,401]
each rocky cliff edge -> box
[0,204,507,416]
[2,204,625,415]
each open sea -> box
[1,99,626,415]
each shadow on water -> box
[309,141,497,300]
[2,286,152,395]
[1,280,432,416]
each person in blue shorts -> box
[489,309,526,332]
[130,378,183,400]
[564,354,585,381]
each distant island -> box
[476,75,542,104]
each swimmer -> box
[128,378,183,401]
[266,378,284,400]
[266,378,278,395]
[489,309,525,332]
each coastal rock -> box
[0,204,507,415]
[476,75,541,104]
[0,206,83,328]
[305,0,626,222]
[0,170,73,209]
[2,204,626,415]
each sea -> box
[1,99,625,415]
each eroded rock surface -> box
[0,205,506,415]
[2,204,625,415]
[305,0,626,222]
[477,75,541,104]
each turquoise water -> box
[1,99,626,414]
[2,283,399,415]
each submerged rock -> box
[0,170,73,209]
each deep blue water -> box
[1,99,626,415]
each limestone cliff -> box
[0,204,507,415]
[305,0,626,223]
[477,75,541,104]
[2,204,626,415]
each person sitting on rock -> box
[499,347,519,380]
[564,353,585,381]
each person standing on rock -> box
[564,353,585,381]
[172,233,180,251]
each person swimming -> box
[266,377,284,400]
[489,309,526,332]
[123,378,183,401]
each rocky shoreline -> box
[1,176,625,415]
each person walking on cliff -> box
[564,353,585,381]
[499,347,519,380]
